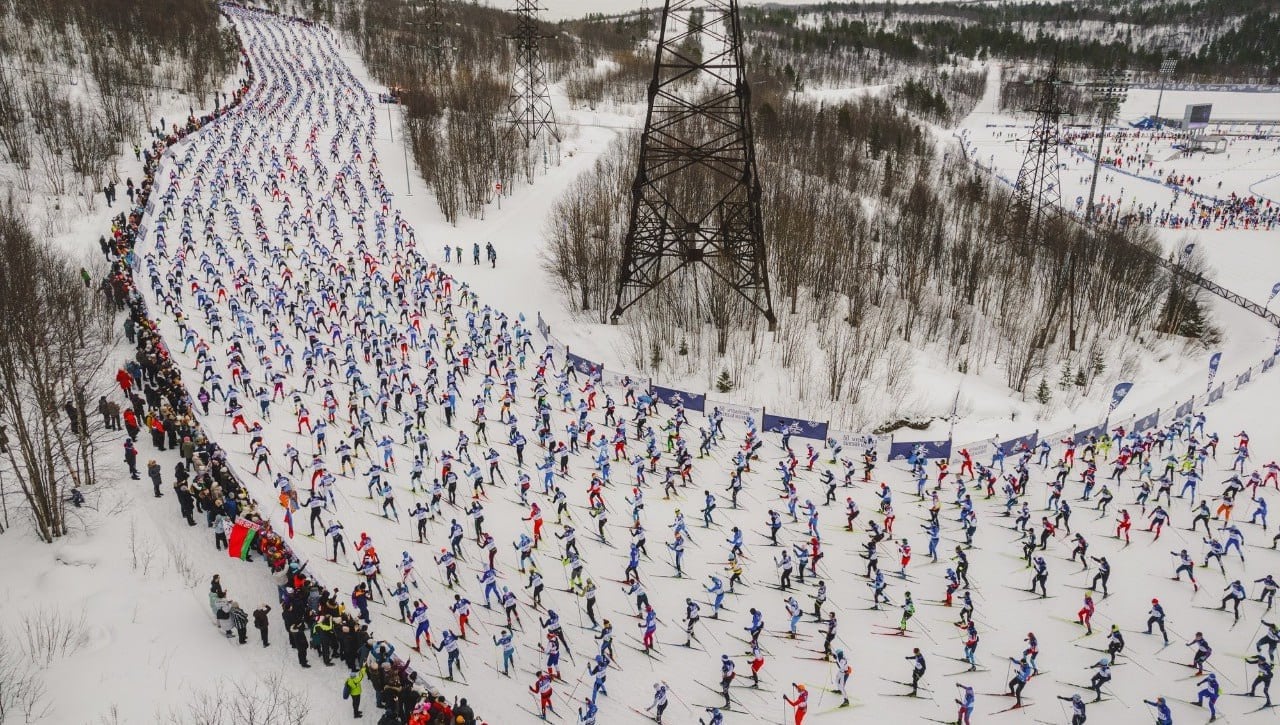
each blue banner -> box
[651,385,706,413]
[762,413,829,442]
[1108,382,1134,412]
[1268,281,1280,304]
[1264,356,1276,373]
[888,439,952,461]
[1000,431,1039,457]
[1175,399,1194,419]
[1208,383,1225,404]
[565,351,600,378]
[1236,369,1251,389]
[1207,352,1222,391]
[1133,410,1160,433]
[1073,423,1106,446]
[536,312,550,340]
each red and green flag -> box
[228,518,260,560]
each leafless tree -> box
[0,209,117,543]
[16,607,88,668]
[163,672,312,725]
[0,631,50,724]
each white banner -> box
[602,369,649,393]
[828,429,882,451]
[960,439,996,461]
[707,399,763,424]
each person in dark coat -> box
[64,402,81,435]
[453,698,476,725]
[147,460,163,497]
[175,483,196,526]
[253,605,271,647]
[98,396,114,430]
[289,620,311,667]
[123,439,139,479]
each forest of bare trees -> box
[541,83,1205,427]
[0,207,117,542]
[348,0,595,224]
[0,0,237,209]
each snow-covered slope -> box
[108,6,1280,725]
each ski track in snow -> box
[123,6,1280,724]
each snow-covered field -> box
[82,6,1280,725]
[3,4,1279,725]
[951,73,1280,435]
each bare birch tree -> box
[0,209,117,543]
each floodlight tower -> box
[1083,70,1130,224]
[1153,56,1177,124]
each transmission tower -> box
[611,0,777,329]
[1002,57,1066,247]
[506,0,560,146]
[418,0,451,72]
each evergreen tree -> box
[1090,350,1105,378]
[716,370,733,393]
[1035,378,1052,405]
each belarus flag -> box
[228,518,260,560]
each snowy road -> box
[126,6,1280,724]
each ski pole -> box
[563,664,589,704]
[662,679,694,714]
